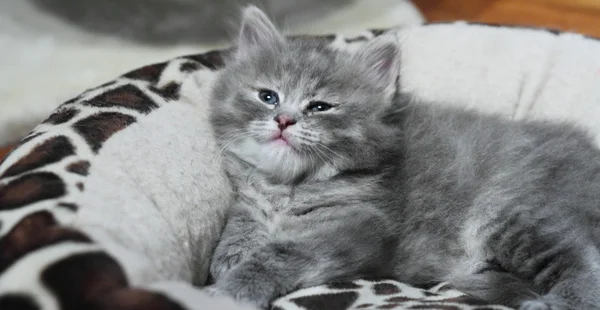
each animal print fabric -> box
[273,280,512,310]
[0,25,537,309]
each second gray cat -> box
[28,0,354,44]
[207,6,600,310]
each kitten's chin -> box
[230,138,311,182]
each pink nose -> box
[275,115,296,130]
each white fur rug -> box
[0,0,424,146]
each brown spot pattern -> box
[150,82,181,101]
[62,95,82,106]
[373,283,401,295]
[327,282,362,290]
[76,182,85,191]
[0,172,65,210]
[370,29,388,36]
[179,61,200,72]
[378,303,402,309]
[345,36,369,43]
[184,50,226,71]
[1,136,75,179]
[96,81,117,89]
[0,155,11,170]
[291,292,358,310]
[0,211,91,274]
[0,132,44,170]
[57,203,79,211]
[72,112,136,153]
[123,62,167,83]
[83,84,159,114]
[0,294,39,310]
[386,296,417,303]
[42,252,128,310]
[66,160,91,176]
[43,109,80,125]
[355,303,374,308]
[408,305,461,310]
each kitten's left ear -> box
[353,34,400,97]
[237,6,284,55]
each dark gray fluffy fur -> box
[27,0,354,45]
[206,6,600,310]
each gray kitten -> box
[28,0,354,45]
[207,6,600,310]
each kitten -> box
[27,0,354,45]
[207,6,600,310]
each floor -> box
[414,0,600,37]
[0,147,9,160]
[1,0,600,161]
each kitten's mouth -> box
[271,133,293,148]
[273,136,289,144]
[273,138,289,146]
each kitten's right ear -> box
[236,6,284,55]
[353,34,400,98]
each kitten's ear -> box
[237,6,284,54]
[353,34,400,97]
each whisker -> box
[316,141,345,161]
[308,144,328,165]
[313,144,336,164]
[212,130,254,165]
[289,132,341,165]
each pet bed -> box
[1,22,600,310]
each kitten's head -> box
[210,6,400,183]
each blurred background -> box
[1,0,600,159]
[418,0,600,37]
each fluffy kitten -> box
[207,6,600,310]
[27,0,354,44]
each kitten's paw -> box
[202,285,227,297]
[519,300,552,310]
[215,280,272,309]
[202,285,262,310]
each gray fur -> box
[207,6,600,310]
[27,0,354,45]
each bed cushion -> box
[1,22,600,310]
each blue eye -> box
[258,90,279,105]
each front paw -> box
[203,285,226,297]
[214,277,275,309]
[203,285,263,310]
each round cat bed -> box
[1,22,599,310]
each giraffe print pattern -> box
[273,280,513,310]
[0,23,564,309]
[0,49,219,310]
